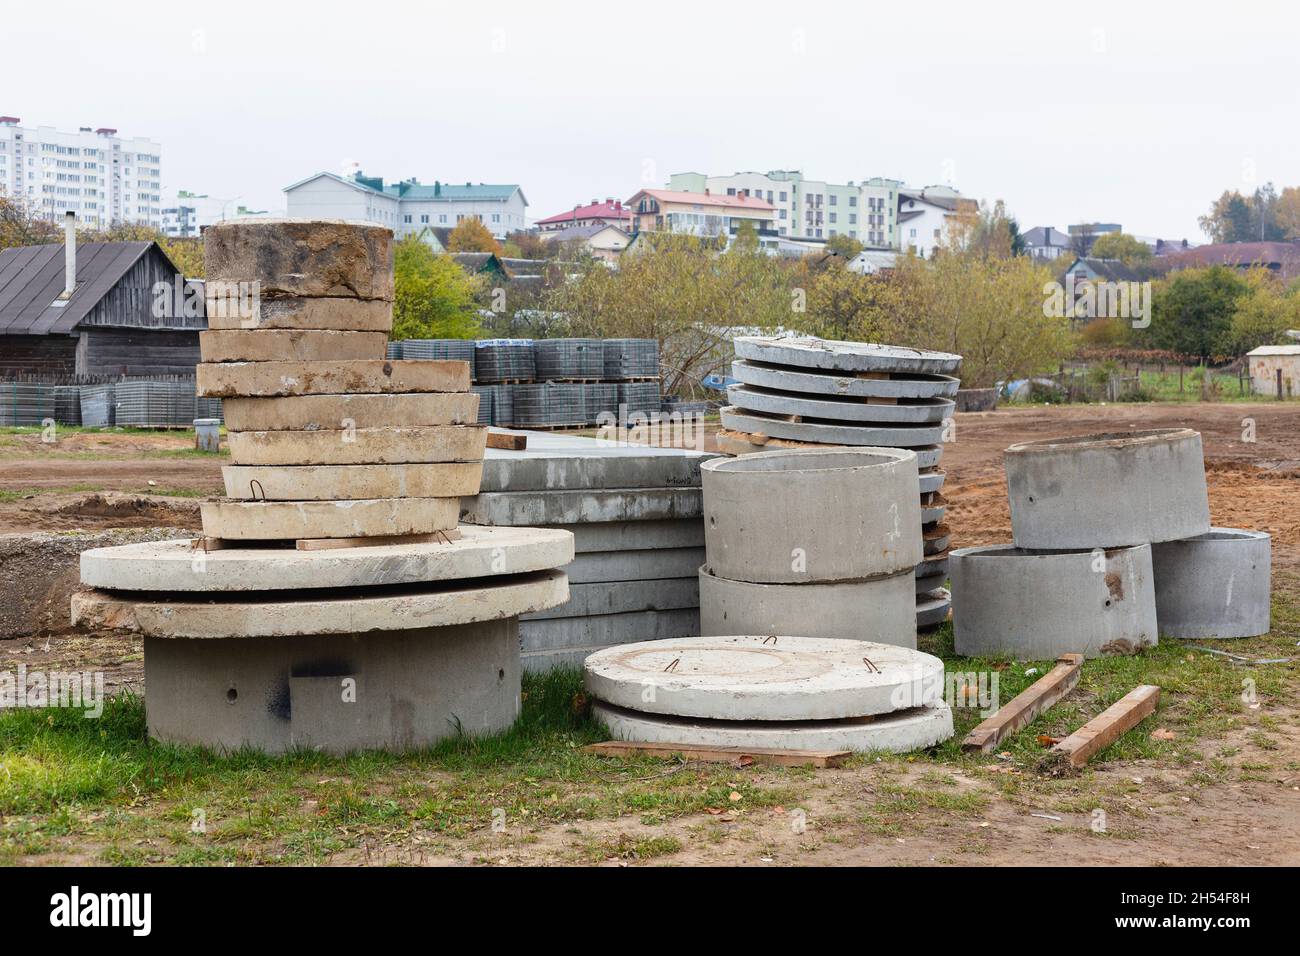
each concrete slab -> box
[734,336,963,375]
[586,634,943,720]
[227,425,486,466]
[915,572,947,594]
[702,448,921,583]
[951,545,1157,658]
[921,502,946,524]
[699,568,917,648]
[199,330,387,363]
[720,406,946,448]
[567,548,705,584]
[204,218,394,300]
[223,462,482,501]
[222,393,480,431]
[142,620,518,754]
[923,526,950,555]
[462,487,703,525]
[566,519,704,554]
[71,567,568,638]
[197,360,470,398]
[592,699,953,753]
[916,588,952,629]
[727,384,955,423]
[1006,428,1211,548]
[205,296,393,332]
[916,554,949,579]
[521,577,698,621]
[918,470,945,494]
[521,607,700,655]
[731,359,960,399]
[80,526,574,592]
[480,443,713,492]
[200,497,460,540]
[1151,528,1271,638]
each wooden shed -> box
[0,240,203,378]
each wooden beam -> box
[1049,685,1160,768]
[487,430,527,450]
[583,740,850,768]
[961,653,1084,753]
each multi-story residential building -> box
[536,198,631,233]
[284,171,527,240]
[0,116,162,229]
[897,185,975,259]
[624,188,777,245]
[667,170,927,251]
[160,190,270,238]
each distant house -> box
[535,199,631,233]
[624,188,777,246]
[0,239,202,378]
[1067,223,1123,256]
[540,223,630,262]
[847,249,899,274]
[1022,226,1073,261]
[1158,241,1300,281]
[897,186,976,259]
[1062,256,1143,284]
[1247,345,1300,397]
[285,171,528,240]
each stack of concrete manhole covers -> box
[583,636,953,752]
[70,219,574,753]
[951,428,1270,658]
[698,447,922,648]
[719,335,961,629]
[461,430,716,671]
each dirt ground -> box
[2,403,1299,867]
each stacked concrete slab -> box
[71,219,573,753]
[718,336,961,628]
[460,430,716,672]
[699,447,922,648]
[584,635,953,753]
[951,427,1269,658]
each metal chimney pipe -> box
[64,211,76,295]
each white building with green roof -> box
[284,171,528,239]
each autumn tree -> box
[1088,232,1153,266]
[446,217,502,254]
[1147,266,1248,361]
[506,230,551,259]
[1198,186,1286,243]
[391,236,484,340]
[0,194,60,250]
[1276,186,1300,240]
[1220,268,1300,355]
[824,233,864,259]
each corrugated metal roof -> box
[1247,345,1300,356]
[0,241,154,335]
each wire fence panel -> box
[603,338,660,380]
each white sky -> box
[8,0,1298,239]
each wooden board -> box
[1049,684,1160,768]
[583,740,850,768]
[961,653,1084,753]
[487,431,528,450]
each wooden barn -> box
[0,238,203,379]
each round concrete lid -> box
[584,635,944,721]
[592,699,953,754]
[726,384,954,424]
[80,525,574,593]
[731,360,961,399]
[720,406,946,448]
[735,336,962,374]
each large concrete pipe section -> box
[1151,528,1271,638]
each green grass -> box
[1133,369,1258,403]
[3,588,1297,866]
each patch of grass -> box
[585,833,682,862]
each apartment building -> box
[0,117,162,229]
[160,190,270,238]
[284,171,528,240]
[667,170,908,249]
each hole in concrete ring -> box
[226,687,238,704]
[709,516,716,526]
[498,668,505,681]
[1104,599,1112,608]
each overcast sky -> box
[10,0,1298,239]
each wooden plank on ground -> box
[487,431,527,450]
[583,740,850,768]
[1049,684,1160,768]
[962,653,1084,753]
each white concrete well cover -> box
[583,635,944,721]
